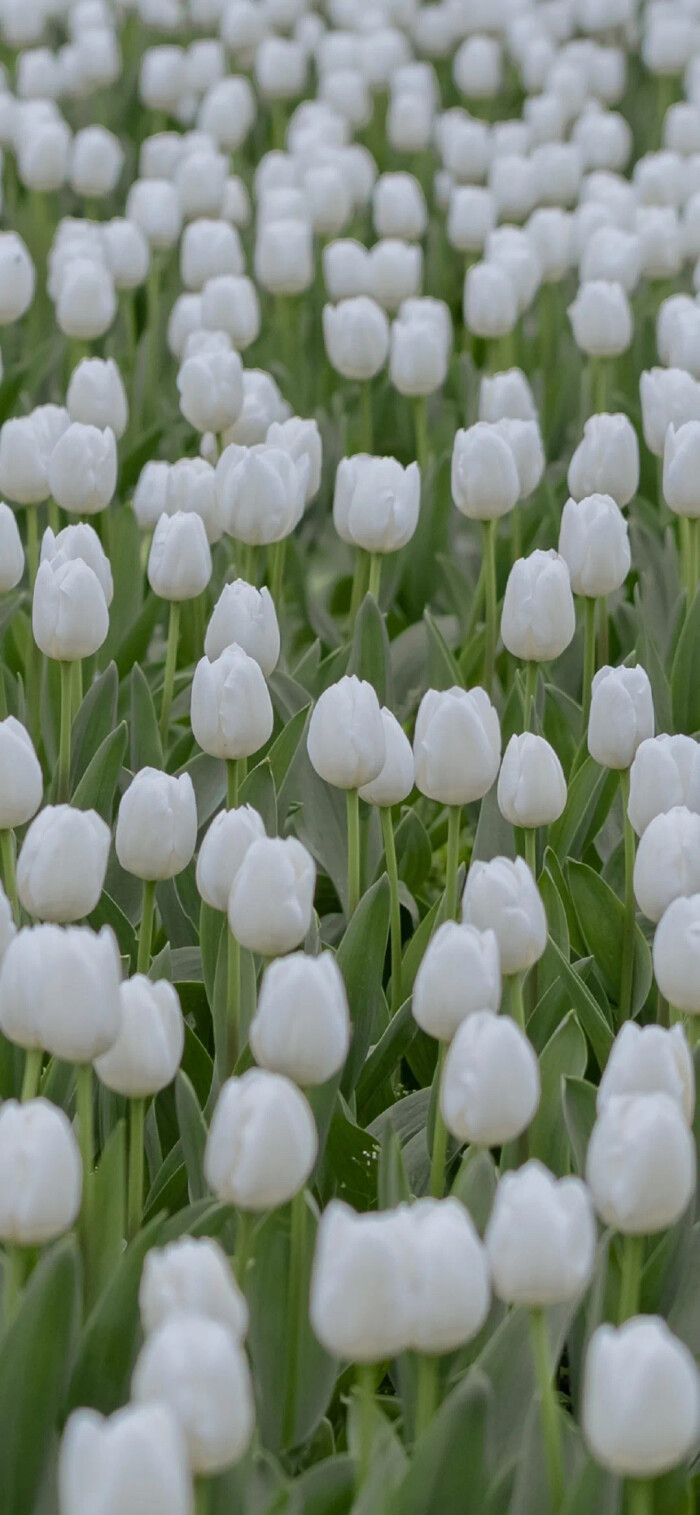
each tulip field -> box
[6,1,700,1513]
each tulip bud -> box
[598,1023,694,1126]
[227,835,315,957]
[527,208,573,283]
[147,512,212,601]
[0,922,121,1061]
[663,421,700,516]
[48,422,117,516]
[323,296,390,380]
[369,239,423,313]
[451,423,520,521]
[266,416,322,504]
[579,226,641,293]
[198,77,255,152]
[447,185,496,255]
[633,807,700,924]
[463,261,518,339]
[373,172,427,241]
[0,232,35,323]
[405,1197,492,1353]
[307,676,385,791]
[501,550,576,662]
[640,368,700,458]
[583,1317,700,1478]
[413,686,501,807]
[389,310,449,398]
[201,275,260,351]
[127,178,183,251]
[0,409,67,506]
[218,444,307,546]
[497,733,567,828]
[462,857,547,975]
[95,975,184,1098]
[132,1312,254,1475]
[485,1159,596,1306]
[250,950,350,1085]
[176,148,228,221]
[196,805,265,914]
[0,718,42,830]
[489,153,537,223]
[32,556,109,662]
[568,279,633,357]
[56,258,117,341]
[442,1011,540,1146]
[205,1067,317,1210]
[0,502,25,592]
[588,664,654,769]
[191,645,274,762]
[479,368,537,424]
[180,219,244,293]
[70,125,123,198]
[0,1098,81,1245]
[116,769,197,883]
[486,226,541,316]
[567,412,639,507]
[310,1201,409,1361]
[102,217,150,290]
[224,369,290,448]
[333,454,419,555]
[205,581,279,674]
[177,347,244,435]
[254,217,314,296]
[558,492,630,597]
[654,893,700,1013]
[59,1404,193,1515]
[358,707,414,807]
[491,418,544,501]
[17,805,110,924]
[140,1235,248,1340]
[586,1092,695,1233]
[166,458,222,545]
[412,921,501,1041]
[628,734,700,837]
[66,357,128,439]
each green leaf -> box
[240,756,278,834]
[89,890,138,967]
[562,1077,598,1176]
[71,721,128,819]
[0,1237,80,1515]
[424,608,464,691]
[130,662,163,771]
[70,660,118,785]
[394,1371,493,1515]
[527,1011,587,1175]
[67,1213,164,1415]
[549,757,616,861]
[394,810,432,893]
[89,1119,126,1304]
[321,1099,379,1210]
[355,997,416,1123]
[672,584,700,734]
[567,859,652,1014]
[347,593,392,705]
[450,1147,498,1235]
[338,874,391,1095]
[175,1070,208,1202]
[546,937,614,1070]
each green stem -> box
[72,659,83,719]
[589,356,609,416]
[227,758,239,810]
[508,973,525,1029]
[368,553,382,602]
[159,601,180,744]
[268,538,287,606]
[227,927,240,1074]
[349,550,369,623]
[346,787,361,918]
[234,1209,254,1287]
[483,517,498,694]
[429,1042,448,1199]
[529,1308,565,1514]
[582,596,597,723]
[283,1187,308,1448]
[146,252,162,412]
[58,660,73,802]
[523,661,538,732]
[2,1245,25,1325]
[76,1063,94,1245]
[597,594,609,668]
[355,1363,375,1489]
[360,381,373,454]
[619,770,636,1021]
[413,395,428,475]
[194,1479,210,1515]
[0,830,19,924]
[127,1097,145,1239]
[26,504,39,585]
[414,1355,438,1440]
[626,1480,654,1515]
[444,805,461,921]
[137,878,156,975]
[618,1233,644,1323]
[524,827,537,879]
[21,1048,42,1102]
[381,807,403,1015]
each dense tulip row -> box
[2,0,700,1513]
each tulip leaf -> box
[0,1237,81,1515]
[70,659,118,785]
[240,756,277,835]
[450,1146,498,1236]
[562,1076,598,1177]
[394,809,432,893]
[129,661,163,771]
[89,1118,127,1305]
[546,938,614,1069]
[71,720,128,820]
[672,584,700,735]
[526,1011,587,1175]
[88,889,138,969]
[567,859,652,1015]
[347,592,393,705]
[287,1456,355,1515]
[355,997,416,1125]
[66,1212,164,1416]
[549,756,616,860]
[394,1371,493,1515]
[175,1070,208,1203]
[114,591,161,681]
[337,874,391,1094]
[423,608,464,691]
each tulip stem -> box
[137,878,157,975]
[21,1048,42,1103]
[349,551,369,622]
[626,1480,653,1515]
[346,787,361,917]
[414,1354,438,1440]
[159,601,180,744]
[523,662,538,732]
[355,1363,375,1488]
[26,504,39,585]
[283,1186,308,1448]
[2,1244,24,1324]
[234,1209,254,1287]
[227,758,239,809]
[483,517,498,694]
[444,805,461,920]
[58,660,73,802]
[588,357,608,417]
[618,1233,644,1323]
[582,596,596,723]
[619,769,636,1021]
[429,1042,448,1198]
[0,829,19,925]
[524,828,537,879]
[597,594,609,668]
[360,381,373,454]
[413,396,428,476]
[368,553,382,602]
[194,1479,210,1515]
[381,806,403,1014]
[76,1063,94,1256]
[508,973,525,1029]
[227,927,240,1073]
[529,1308,565,1514]
[127,1097,145,1239]
[268,538,286,607]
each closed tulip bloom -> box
[205,582,279,674]
[479,368,537,424]
[0,922,121,1060]
[205,1068,317,1210]
[132,1313,254,1475]
[332,454,420,554]
[17,805,110,923]
[462,857,547,975]
[358,708,414,807]
[0,502,24,591]
[0,1098,81,1245]
[558,492,631,597]
[196,806,265,914]
[628,734,700,837]
[250,950,350,1085]
[412,921,501,1041]
[166,458,221,545]
[486,227,541,316]
[413,686,501,807]
[177,348,244,435]
[567,412,639,506]
[323,297,390,380]
[485,1160,596,1306]
[464,261,518,338]
[223,369,290,448]
[0,232,35,323]
[310,1201,409,1361]
[586,1092,695,1233]
[201,275,260,351]
[442,1011,540,1146]
[180,220,244,293]
[102,218,150,291]
[654,895,700,1014]
[598,1023,694,1126]
[133,462,170,531]
[497,733,567,828]
[447,185,496,254]
[369,240,423,314]
[634,807,700,923]
[588,665,654,769]
[116,770,196,883]
[656,295,694,366]
[0,718,42,830]
[489,153,537,223]
[527,208,573,283]
[254,218,314,296]
[228,836,315,956]
[140,1236,248,1340]
[583,1318,700,1479]
[67,357,128,439]
[492,418,545,500]
[373,173,426,243]
[218,445,308,546]
[640,368,700,458]
[147,513,212,601]
[402,1198,491,1353]
[0,410,67,506]
[323,239,370,301]
[580,226,641,293]
[56,258,117,341]
[127,179,183,252]
[266,417,322,504]
[501,550,576,662]
[95,976,184,1098]
[568,279,633,356]
[59,1403,193,1515]
[451,423,520,521]
[48,423,117,515]
[33,557,109,661]
[307,676,386,791]
[191,645,274,762]
[70,125,123,197]
[664,421,700,517]
[389,312,449,397]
